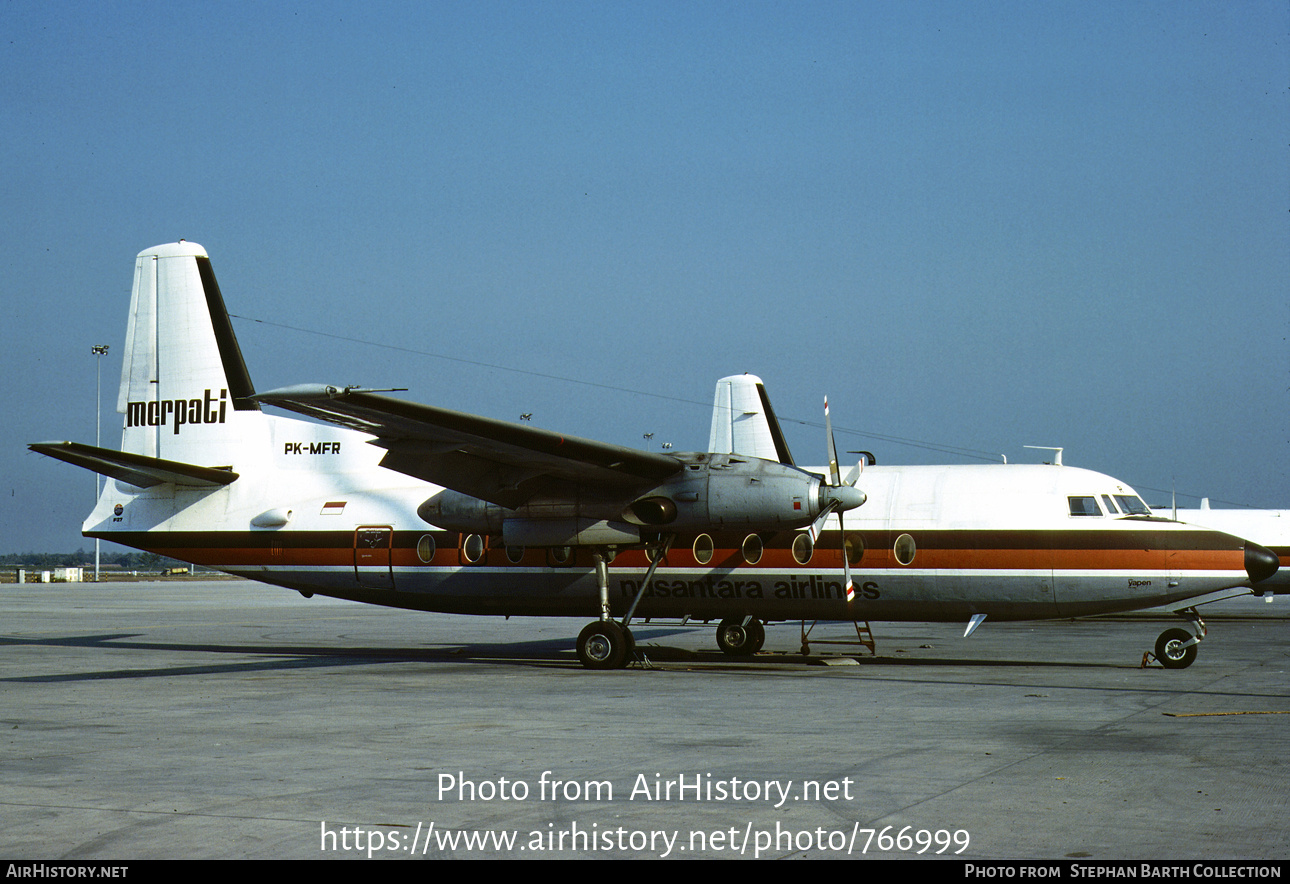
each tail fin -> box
[708,374,795,465]
[117,242,259,464]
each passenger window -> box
[1068,496,1102,516]
[692,534,714,565]
[894,533,916,566]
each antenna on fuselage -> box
[1024,445,1063,466]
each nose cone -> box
[823,484,867,513]
[1245,541,1280,585]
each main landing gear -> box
[576,615,770,666]
[575,543,666,670]
[576,551,631,669]
[1144,608,1206,670]
[574,542,774,668]
[576,620,635,669]
[716,617,765,656]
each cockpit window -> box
[1068,496,1102,516]
[1114,495,1151,515]
[1102,494,1119,514]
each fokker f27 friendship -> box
[32,243,1283,669]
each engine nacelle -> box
[651,453,824,529]
[418,489,638,541]
[416,452,864,547]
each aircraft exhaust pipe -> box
[1244,541,1280,586]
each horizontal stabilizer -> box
[29,441,238,488]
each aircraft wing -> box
[252,385,683,508]
[29,441,239,488]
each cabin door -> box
[354,526,395,589]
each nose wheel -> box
[1145,609,1205,669]
[1152,627,1198,669]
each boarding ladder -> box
[799,620,876,657]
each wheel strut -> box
[578,538,671,669]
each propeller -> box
[809,396,866,601]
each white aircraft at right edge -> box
[30,242,1283,669]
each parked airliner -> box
[31,242,1281,669]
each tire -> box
[717,618,765,656]
[577,621,630,669]
[1155,627,1198,670]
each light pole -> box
[92,344,109,581]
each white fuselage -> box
[85,409,1266,624]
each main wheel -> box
[577,621,631,669]
[1155,627,1198,670]
[716,618,765,656]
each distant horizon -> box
[1,549,186,564]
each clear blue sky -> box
[3,0,1286,553]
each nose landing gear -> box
[1144,609,1206,669]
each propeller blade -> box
[824,396,856,601]
[840,509,854,602]
[808,500,837,543]
[824,396,841,487]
